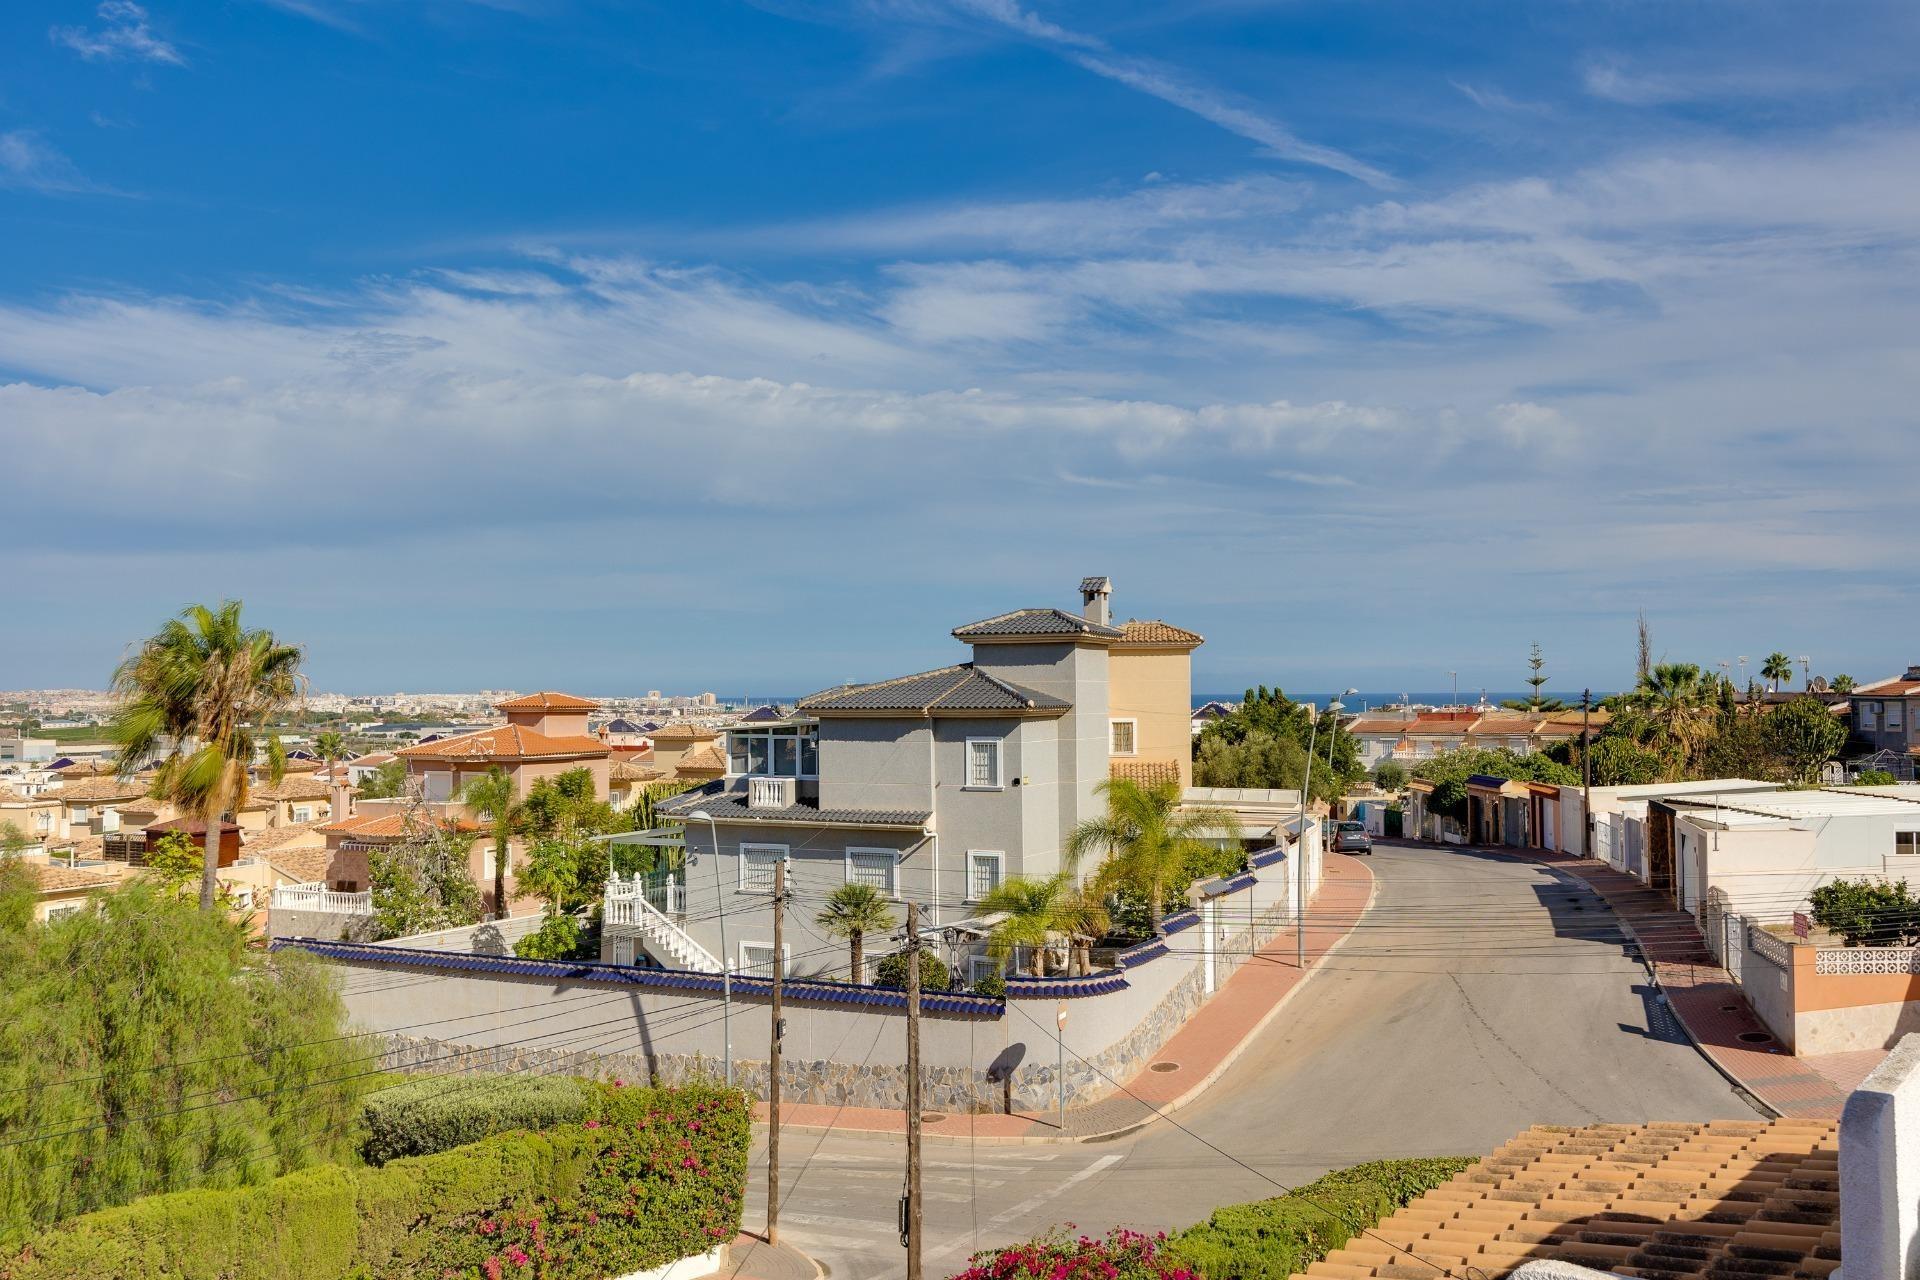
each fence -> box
[267,882,370,915]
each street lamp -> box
[688,808,732,1086]
[1296,692,1353,970]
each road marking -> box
[773,1211,897,1238]
[926,1153,1126,1264]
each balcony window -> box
[727,726,819,779]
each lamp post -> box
[1297,694,1349,970]
[688,808,732,1086]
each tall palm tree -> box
[1625,661,1715,777]
[110,601,304,911]
[1064,778,1242,933]
[314,729,345,786]
[980,874,1075,977]
[1832,674,1856,695]
[1056,881,1111,976]
[815,882,897,982]
[461,766,522,919]
[1762,652,1793,693]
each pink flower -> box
[585,1119,602,1130]
[483,1259,503,1280]
[612,1078,626,1087]
[507,1247,531,1267]
[478,1219,498,1236]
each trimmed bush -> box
[955,1227,1195,1280]
[5,1082,750,1280]
[361,1073,592,1165]
[874,950,951,991]
[1160,1157,1477,1280]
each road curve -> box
[748,841,1760,1277]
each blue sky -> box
[3,1,1916,697]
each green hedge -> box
[1161,1157,1477,1280]
[4,1082,751,1280]
[361,1074,593,1165]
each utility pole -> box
[1581,689,1593,859]
[767,858,786,1246]
[903,902,924,1280]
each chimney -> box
[1079,575,1112,627]
[330,777,352,823]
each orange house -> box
[394,691,612,803]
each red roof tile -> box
[494,691,601,712]
[395,725,609,762]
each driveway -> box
[743,842,1759,1279]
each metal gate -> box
[1721,912,1743,984]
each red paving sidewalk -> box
[1510,846,1872,1120]
[754,854,1376,1143]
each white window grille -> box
[965,739,1002,788]
[1110,720,1137,756]
[739,844,784,893]
[740,942,787,978]
[846,848,899,896]
[967,851,1003,902]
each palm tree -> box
[461,766,523,919]
[1625,661,1715,777]
[815,882,897,982]
[314,729,345,785]
[1833,674,1857,695]
[1056,881,1111,976]
[110,601,304,911]
[979,874,1075,977]
[1762,652,1793,692]
[1064,778,1242,934]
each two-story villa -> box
[609,577,1201,981]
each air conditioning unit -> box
[748,777,796,810]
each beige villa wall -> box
[1108,646,1194,788]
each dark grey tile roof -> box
[1078,575,1110,594]
[798,663,1070,714]
[739,705,785,722]
[659,782,929,828]
[951,607,1124,640]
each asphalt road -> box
[743,841,1759,1279]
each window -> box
[726,726,820,779]
[1109,719,1137,756]
[846,848,899,896]
[1899,832,1920,857]
[965,739,1002,789]
[967,850,1003,902]
[1864,702,1883,731]
[71,806,89,823]
[1890,703,1906,730]
[969,954,1001,983]
[739,844,785,893]
[422,771,453,802]
[44,903,82,920]
[740,942,788,978]
[292,805,312,823]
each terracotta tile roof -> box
[1115,619,1204,647]
[609,760,667,783]
[1469,716,1543,737]
[1345,716,1414,735]
[678,743,727,774]
[394,725,608,762]
[28,862,120,894]
[350,752,395,766]
[47,834,105,861]
[1856,677,1920,696]
[1109,759,1180,786]
[320,812,480,840]
[495,691,600,712]
[249,775,333,802]
[1290,1118,1839,1280]
[649,723,721,742]
[55,775,149,803]
[244,820,329,857]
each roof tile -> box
[800,664,1069,714]
[396,725,608,762]
[951,608,1125,641]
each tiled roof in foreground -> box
[800,664,1069,714]
[1289,1118,1838,1279]
[1116,618,1204,647]
[658,782,929,829]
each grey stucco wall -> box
[269,907,375,942]
[817,718,933,813]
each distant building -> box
[1851,666,1920,777]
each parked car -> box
[1332,820,1372,854]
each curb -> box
[1495,846,1782,1120]
[762,858,1379,1147]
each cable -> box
[1002,999,1475,1280]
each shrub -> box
[7,1083,751,1280]
[513,912,585,960]
[1810,878,1920,946]
[1161,1157,1478,1280]
[1856,769,1898,786]
[1371,760,1408,791]
[361,1074,592,1165]
[970,972,1007,999]
[873,950,950,991]
[954,1227,1194,1280]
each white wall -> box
[1841,1034,1920,1280]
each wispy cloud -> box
[1580,57,1834,107]
[50,2,185,66]
[931,0,1392,187]
[0,132,110,197]
[1450,79,1548,114]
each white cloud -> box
[925,0,1391,186]
[0,132,105,197]
[50,2,185,66]
[1450,80,1548,114]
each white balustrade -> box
[269,882,371,915]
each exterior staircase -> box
[604,873,723,973]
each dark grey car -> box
[1332,820,1372,854]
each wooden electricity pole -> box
[767,858,786,1246]
[903,901,924,1280]
[1581,689,1593,859]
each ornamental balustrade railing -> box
[269,882,371,915]
[1746,925,1795,970]
[1815,946,1920,976]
